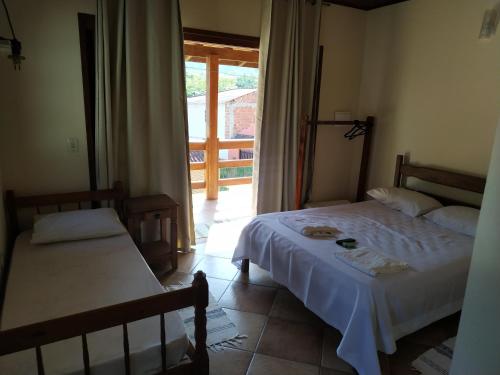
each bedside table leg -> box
[171,216,178,269]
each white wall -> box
[358,0,500,190]
[0,0,95,195]
[180,0,262,36]
[310,4,367,202]
[450,122,500,375]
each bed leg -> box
[192,271,209,375]
[378,352,392,375]
[241,259,249,273]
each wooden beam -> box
[184,44,258,65]
[183,28,260,49]
[322,0,409,11]
[218,177,252,187]
[190,162,206,171]
[220,59,258,68]
[218,139,254,150]
[191,182,206,190]
[188,141,206,151]
[206,55,219,200]
[218,159,253,168]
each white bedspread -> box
[232,200,474,375]
[0,232,189,375]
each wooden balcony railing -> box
[189,139,254,197]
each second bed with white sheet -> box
[0,231,189,375]
[232,200,474,375]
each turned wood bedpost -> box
[192,270,209,375]
[393,154,404,188]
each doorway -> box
[183,29,259,255]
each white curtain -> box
[96,0,194,249]
[253,0,321,214]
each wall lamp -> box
[0,0,24,70]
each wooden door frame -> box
[78,13,97,192]
[184,29,259,200]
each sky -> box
[186,61,258,78]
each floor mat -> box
[412,337,455,375]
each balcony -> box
[189,139,254,192]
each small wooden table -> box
[125,194,179,274]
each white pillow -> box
[31,208,127,244]
[424,206,480,237]
[367,187,442,217]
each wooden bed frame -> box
[0,182,209,375]
[241,154,487,273]
[393,154,486,207]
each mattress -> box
[0,231,189,375]
[232,200,474,375]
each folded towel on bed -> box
[335,247,408,276]
[279,215,341,238]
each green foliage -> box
[219,166,253,179]
[186,73,206,97]
[236,75,258,89]
[185,69,257,98]
[219,76,237,92]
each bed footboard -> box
[0,271,209,375]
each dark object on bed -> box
[1,183,209,375]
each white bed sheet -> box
[0,231,189,375]
[232,200,474,375]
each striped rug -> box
[412,337,455,375]
[166,285,246,350]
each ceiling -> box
[323,0,409,10]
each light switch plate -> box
[67,137,80,153]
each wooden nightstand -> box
[125,194,179,274]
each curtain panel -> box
[253,0,321,214]
[96,0,194,249]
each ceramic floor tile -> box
[270,289,323,325]
[160,271,230,301]
[257,317,323,365]
[248,353,319,375]
[322,327,355,373]
[194,255,239,280]
[223,308,268,351]
[234,263,282,288]
[177,252,203,273]
[209,347,253,375]
[219,282,277,315]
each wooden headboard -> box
[1,182,127,311]
[4,181,127,245]
[393,155,486,208]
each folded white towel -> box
[335,247,408,276]
[279,215,341,238]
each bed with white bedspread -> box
[233,200,473,375]
[232,155,486,375]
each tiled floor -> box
[160,249,460,375]
[192,186,254,258]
